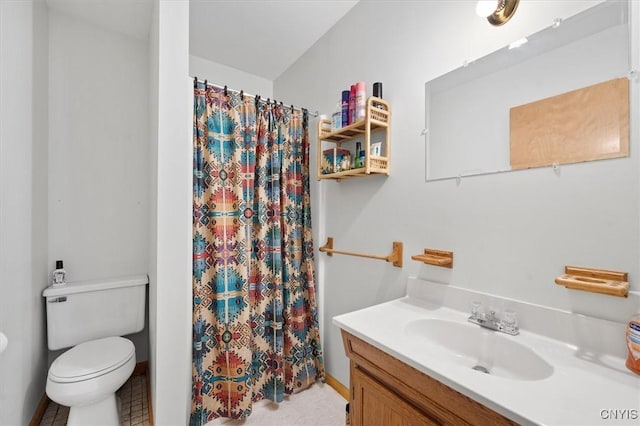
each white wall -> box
[148,0,192,424]
[275,0,639,387]
[190,55,273,98]
[48,9,150,283]
[0,0,49,424]
[47,9,150,361]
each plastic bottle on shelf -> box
[372,82,384,109]
[331,103,341,131]
[355,81,366,120]
[373,82,383,98]
[319,114,330,133]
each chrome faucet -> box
[468,303,519,336]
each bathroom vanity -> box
[342,330,516,425]
[334,278,640,425]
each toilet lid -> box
[49,337,135,383]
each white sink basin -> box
[405,318,554,381]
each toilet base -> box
[67,394,120,426]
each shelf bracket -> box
[554,265,628,297]
[319,237,403,268]
[411,248,453,268]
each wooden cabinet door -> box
[351,366,440,426]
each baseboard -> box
[28,393,49,426]
[325,373,349,400]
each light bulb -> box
[476,0,497,18]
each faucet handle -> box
[470,301,483,319]
[500,309,518,332]
[486,310,497,322]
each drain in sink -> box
[472,365,490,374]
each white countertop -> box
[333,281,640,426]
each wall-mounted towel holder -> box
[411,248,453,268]
[555,266,629,297]
[319,237,403,268]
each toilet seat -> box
[49,336,134,383]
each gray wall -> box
[274,0,639,387]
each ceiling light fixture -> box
[476,0,520,26]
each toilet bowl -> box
[46,336,136,426]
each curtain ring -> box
[193,76,197,88]
[240,90,244,100]
[224,85,228,96]
[204,79,207,87]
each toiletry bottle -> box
[626,314,640,375]
[349,85,356,125]
[372,82,383,109]
[355,82,366,120]
[341,153,351,171]
[319,114,330,133]
[373,82,383,99]
[341,90,350,127]
[52,260,66,287]
[355,142,362,168]
[331,103,341,131]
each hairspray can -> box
[342,90,350,126]
[355,82,366,120]
[349,84,356,124]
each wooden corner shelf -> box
[554,265,629,297]
[317,97,391,181]
[411,249,453,268]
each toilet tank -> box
[43,274,148,350]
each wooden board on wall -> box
[510,77,629,170]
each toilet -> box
[43,274,148,426]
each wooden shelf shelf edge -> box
[554,265,629,297]
[411,249,453,268]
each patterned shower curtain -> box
[191,82,325,424]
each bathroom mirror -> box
[425,0,631,181]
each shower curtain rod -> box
[193,77,319,118]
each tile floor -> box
[39,373,150,426]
